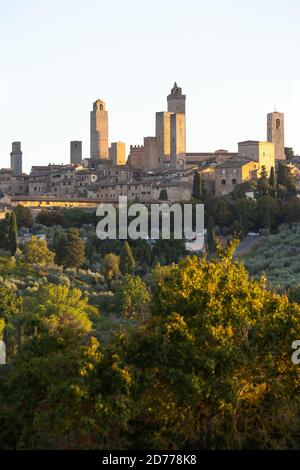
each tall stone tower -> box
[155,83,187,169]
[267,112,285,160]
[70,141,82,164]
[156,112,171,164]
[90,99,109,159]
[109,141,126,165]
[167,82,186,113]
[10,142,22,175]
[170,113,186,168]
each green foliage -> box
[53,228,85,268]
[115,274,150,318]
[22,284,95,345]
[277,162,297,198]
[120,251,300,449]
[256,165,270,197]
[13,205,33,228]
[269,166,275,187]
[103,253,120,282]
[244,224,300,289]
[0,247,300,449]
[8,212,18,256]
[192,170,204,201]
[120,241,136,274]
[207,215,216,253]
[23,236,55,265]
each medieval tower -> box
[70,140,82,164]
[90,99,109,159]
[267,111,285,160]
[155,83,186,169]
[10,141,23,175]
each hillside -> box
[242,224,300,291]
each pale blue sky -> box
[0,0,300,172]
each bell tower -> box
[267,111,285,160]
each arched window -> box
[276,118,281,130]
[221,179,226,185]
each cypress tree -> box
[120,241,136,274]
[269,166,275,187]
[8,212,18,256]
[207,216,216,254]
[192,171,201,201]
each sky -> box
[0,0,300,173]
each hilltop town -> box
[1,83,299,216]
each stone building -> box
[109,141,126,165]
[86,179,191,203]
[267,111,285,160]
[185,150,238,169]
[128,145,144,170]
[215,160,259,196]
[143,137,160,172]
[199,167,216,196]
[238,141,275,176]
[0,169,29,195]
[10,142,23,175]
[70,141,82,164]
[90,99,109,159]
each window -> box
[232,179,237,185]
[221,179,226,185]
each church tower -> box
[267,111,285,160]
[90,99,109,159]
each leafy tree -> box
[36,209,63,226]
[282,197,300,226]
[205,196,234,228]
[22,284,95,344]
[13,205,33,228]
[117,246,300,449]
[152,238,186,265]
[53,228,85,268]
[277,162,297,198]
[103,253,120,282]
[256,165,270,197]
[115,274,150,319]
[8,212,18,255]
[120,241,136,274]
[285,147,294,160]
[0,285,22,358]
[257,195,281,231]
[23,236,55,265]
[236,197,258,233]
